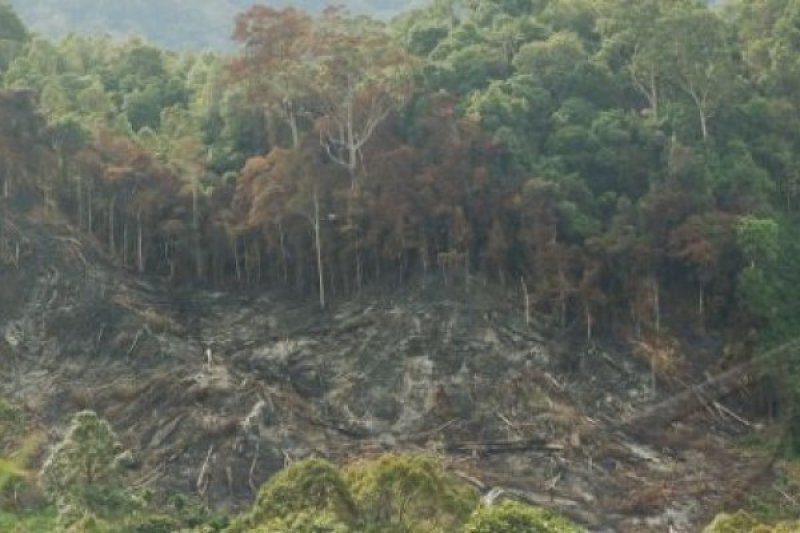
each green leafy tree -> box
[736,215,780,270]
[513,31,588,99]
[655,4,736,141]
[344,453,478,532]
[229,458,358,532]
[39,411,135,530]
[0,1,27,74]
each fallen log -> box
[445,438,564,455]
[621,339,800,436]
[453,478,606,529]
[622,360,754,435]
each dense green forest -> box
[4,0,800,529]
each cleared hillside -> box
[0,207,775,531]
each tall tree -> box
[313,7,414,182]
[232,6,314,149]
[656,4,736,141]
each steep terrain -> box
[0,208,773,532]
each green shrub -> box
[344,453,478,532]
[703,510,800,532]
[60,508,113,532]
[249,510,350,532]
[40,411,139,529]
[123,513,181,533]
[464,501,581,533]
[231,458,357,531]
[0,507,57,532]
[40,411,122,501]
[231,454,580,533]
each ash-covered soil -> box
[0,211,771,532]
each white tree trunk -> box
[314,189,326,310]
[193,182,202,281]
[521,277,530,327]
[108,197,116,257]
[137,209,144,274]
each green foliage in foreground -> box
[0,507,57,533]
[25,410,227,532]
[4,408,580,532]
[229,454,579,533]
[344,453,478,532]
[232,457,358,531]
[465,501,581,533]
[704,511,800,533]
[10,409,796,533]
[39,410,138,530]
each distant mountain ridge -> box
[7,0,419,50]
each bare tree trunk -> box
[108,197,116,257]
[137,209,144,274]
[76,175,83,230]
[464,250,470,289]
[585,304,593,342]
[356,251,363,293]
[243,240,251,285]
[288,113,300,149]
[699,109,708,142]
[314,189,325,310]
[193,182,202,282]
[87,178,93,234]
[123,222,128,267]
[698,283,705,316]
[346,99,357,184]
[650,357,657,397]
[649,72,658,121]
[652,278,661,334]
[421,241,428,283]
[521,277,531,327]
[278,220,288,286]
[233,236,242,284]
[689,90,709,142]
[256,240,262,284]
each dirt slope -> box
[0,211,769,532]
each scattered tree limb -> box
[248,440,260,494]
[622,338,800,435]
[621,360,753,434]
[126,329,145,358]
[196,445,214,497]
[445,438,564,456]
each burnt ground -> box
[0,211,776,532]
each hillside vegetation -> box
[3,0,800,531]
